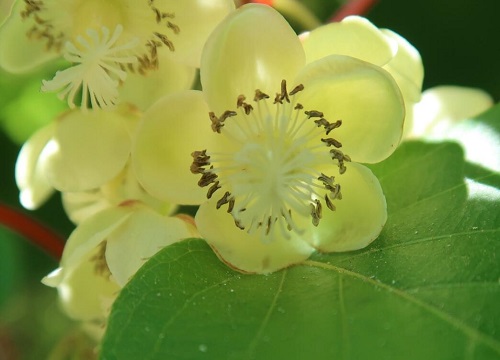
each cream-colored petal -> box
[301,16,397,67]
[201,3,305,114]
[119,47,196,111]
[132,90,214,205]
[60,206,132,268]
[62,190,112,225]
[106,205,196,287]
[307,162,386,252]
[15,123,55,210]
[54,246,121,322]
[295,55,405,164]
[158,0,235,68]
[381,29,424,104]
[411,85,494,138]
[0,0,59,72]
[196,199,315,274]
[39,109,132,192]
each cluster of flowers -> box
[1,0,491,340]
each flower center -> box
[41,25,138,109]
[191,80,351,240]
[21,0,180,73]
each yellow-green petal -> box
[381,29,424,104]
[40,109,132,192]
[295,55,405,164]
[160,0,235,68]
[106,205,196,287]
[119,47,196,111]
[15,123,55,210]
[60,206,132,268]
[49,250,121,322]
[0,0,59,72]
[200,3,305,114]
[196,199,315,274]
[301,16,396,67]
[132,90,213,205]
[307,162,387,252]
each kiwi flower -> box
[42,201,198,337]
[0,0,234,109]
[132,4,406,273]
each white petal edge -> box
[15,123,55,209]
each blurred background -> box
[0,0,499,358]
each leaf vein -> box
[303,260,500,354]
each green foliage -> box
[100,106,500,359]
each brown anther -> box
[280,79,290,103]
[305,110,324,119]
[265,216,273,235]
[237,95,246,108]
[289,84,305,96]
[237,95,253,115]
[167,21,180,34]
[191,149,210,165]
[216,191,231,209]
[207,181,221,199]
[227,198,235,213]
[209,112,223,133]
[321,138,342,148]
[154,32,175,51]
[220,110,237,122]
[314,118,330,128]
[325,120,342,135]
[254,89,270,101]
[295,103,304,110]
[325,194,336,211]
[198,171,218,187]
[329,149,350,174]
[318,173,335,190]
[330,184,342,200]
[310,200,322,227]
[153,7,162,23]
[209,110,237,134]
[234,219,245,230]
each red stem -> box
[0,204,65,260]
[330,0,379,22]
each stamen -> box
[192,80,352,240]
[41,25,138,109]
[137,0,180,73]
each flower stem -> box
[0,204,64,260]
[329,0,379,22]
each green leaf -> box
[101,108,500,359]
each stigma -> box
[191,80,351,241]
